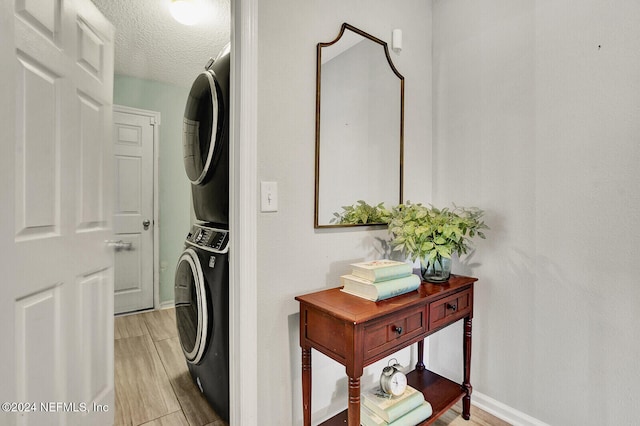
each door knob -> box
[143,219,151,230]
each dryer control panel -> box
[186,224,229,254]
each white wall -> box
[432,1,640,425]
[256,1,432,424]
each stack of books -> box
[361,385,433,426]
[340,260,420,302]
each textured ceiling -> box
[91,0,230,88]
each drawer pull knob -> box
[446,303,458,311]
[391,325,403,335]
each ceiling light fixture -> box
[169,0,201,26]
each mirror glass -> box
[314,23,404,228]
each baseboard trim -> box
[159,300,175,310]
[472,391,549,426]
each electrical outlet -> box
[260,181,278,212]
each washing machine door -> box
[174,248,209,364]
[183,70,224,185]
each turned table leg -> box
[416,339,425,371]
[302,346,312,426]
[347,376,361,426]
[462,317,473,420]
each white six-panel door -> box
[113,106,157,314]
[0,0,115,425]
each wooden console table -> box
[296,274,477,426]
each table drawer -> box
[428,288,472,330]
[363,306,426,360]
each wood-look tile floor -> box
[434,402,511,426]
[115,308,508,426]
[114,308,227,426]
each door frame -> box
[230,0,259,423]
[113,104,161,310]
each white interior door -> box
[113,106,157,314]
[0,0,115,425]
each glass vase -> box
[420,257,452,283]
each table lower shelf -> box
[319,369,466,425]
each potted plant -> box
[381,202,488,283]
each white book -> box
[350,260,413,282]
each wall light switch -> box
[260,181,278,212]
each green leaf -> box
[437,245,452,258]
[428,250,438,261]
[421,241,434,251]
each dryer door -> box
[174,248,209,364]
[183,70,224,185]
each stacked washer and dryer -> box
[174,45,231,422]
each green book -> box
[362,385,425,423]
[361,401,433,426]
[340,274,420,302]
